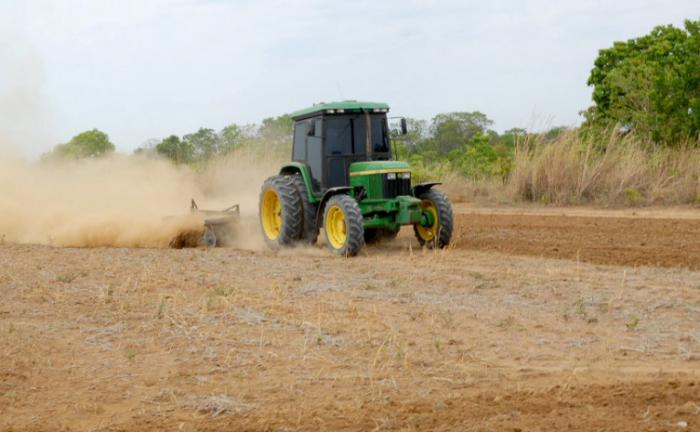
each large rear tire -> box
[289,174,319,245]
[323,195,364,257]
[259,176,302,248]
[413,188,453,249]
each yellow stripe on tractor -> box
[349,168,412,177]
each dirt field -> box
[2,207,700,431]
[455,206,700,269]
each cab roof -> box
[290,100,390,120]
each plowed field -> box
[453,210,700,269]
[2,207,699,431]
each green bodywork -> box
[280,162,317,201]
[347,160,423,231]
[280,160,426,232]
[280,100,432,233]
[290,100,390,119]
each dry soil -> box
[1,206,699,431]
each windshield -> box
[324,113,391,159]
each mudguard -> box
[412,182,442,197]
[316,187,353,226]
[279,162,318,203]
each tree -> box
[389,117,428,161]
[585,19,700,144]
[688,20,700,136]
[46,129,115,159]
[183,128,219,161]
[430,112,494,154]
[155,135,193,164]
[258,115,293,151]
[219,123,243,154]
[398,118,428,150]
[490,128,526,154]
[504,128,527,136]
[543,126,569,142]
[437,132,512,181]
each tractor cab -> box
[259,100,453,257]
[289,101,394,193]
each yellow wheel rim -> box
[261,189,282,240]
[416,200,439,241]
[325,205,347,249]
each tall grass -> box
[193,131,700,207]
[512,130,700,206]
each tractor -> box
[258,100,453,256]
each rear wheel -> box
[259,176,302,247]
[289,174,319,245]
[413,189,453,248]
[323,195,364,256]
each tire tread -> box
[324,194,365,256]
[259,175,303,247]
[289,174,318,244]
[414,188,453,249]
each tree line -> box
[44,19,699,181]
[134,115,294,164]
[42,108,535,182]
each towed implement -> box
[168,199,240,248]
[259,100,454,256]
[191,199,240,247]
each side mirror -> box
[400,118,408,135]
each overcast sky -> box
[0,0,697,156]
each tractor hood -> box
[348,160,410,177]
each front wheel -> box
[323,195,364,257]
[413,189,453,249]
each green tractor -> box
[259,100,453,256]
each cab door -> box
[324,116,353,189]
[323,115,368,189]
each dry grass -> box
[441,172,510,204]
[513,130,700,206]
[443,131,700,207]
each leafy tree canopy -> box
[183,128,219,161]
[429,111,494,154]
[155,135,193,164]
[219,124,244,154]
[46,129,115,159]
[585,19,700,144]
[258,115,293,149]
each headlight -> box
[386,173,397,180]
[399,172,411,180]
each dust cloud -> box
[0,35,55,158]
[195,151,281,250]
[0,152,276,249]
[0,35,276,249]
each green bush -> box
[623,188,642,206]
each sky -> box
[0,0,697,156]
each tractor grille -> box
[383,174,412,198]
